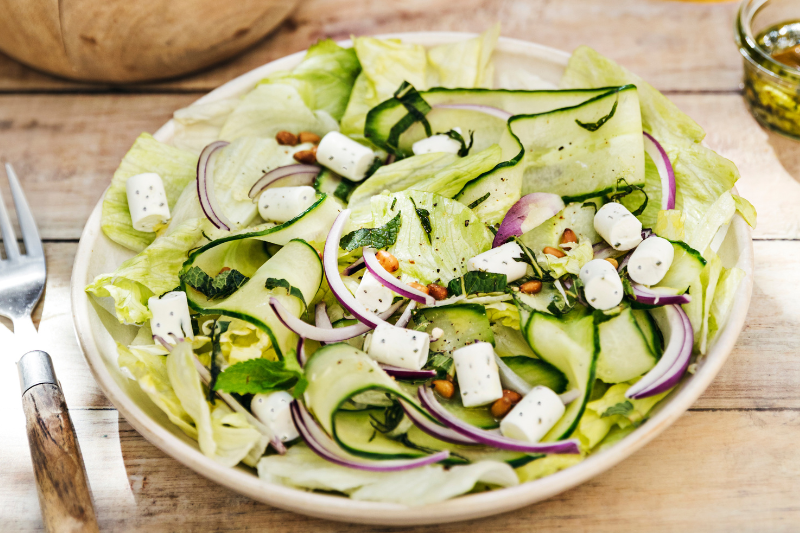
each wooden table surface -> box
[2,1,799,531]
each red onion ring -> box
[363,247,435,305]
[324,210,391,328]
[342,256,366,276]
[493,193,565,248]
[290,400,449,471]
[418,386,580,454]
[380,366,437,380]
[296,336,307,367]
[626,304,693,399]
[248,164,321,201]
[197,141,234,231]
[395,301,416,328]
[433,104,513,121]
[643,132,676,211]
[271,298,403,342]
[398,399,481,445]
[315,302,332,329]
[631,283,691,306]
[494,354,531,395]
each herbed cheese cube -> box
[126,172,170,232]
[453,342,503,407]
[593,202,642,251]
[316,132,376,182]
[364,322,430,370]
[148,291,193,341]
[466,242,528,282]
[500,385,565,443]
[250,391,298,443]
[257,186,316,223]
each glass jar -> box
[736,0,800,139]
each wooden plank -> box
[3,408,798,531]
[1,92,798,240]
[0,0,744,93]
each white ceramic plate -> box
[71,32,754,526]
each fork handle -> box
[19,351,99,533]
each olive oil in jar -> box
[758,20,800,69]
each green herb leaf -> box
[511,238,554,281]
[467,192,491,210]
[339,212,402,251]
[265,277,307,308]
[214,358,307,398]
[424,352,454,380]
[378,81,433,157]
[576,95,619,132]
[370,401,405,434]
[601,400,633,418]
[207,320,230,403]
[409,197,432,244]
[181,266,250,300]
[447,271,508,296]
[441,129,475,157]
[608,178,649,216]
[364,157,384,179]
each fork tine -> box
[4,164,43,258]
[0,170,20,260]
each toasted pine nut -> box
[432,380,454,399]
[408,281,429,294]
[543,246,566,258]
[298,131,321,144]
[519,280,542,295]
[491,396,514,418]
[502,389,522,404]
[376,250,399,272]
[293,149,317,164]
[605,257,619,269]
[276,131,298,146]
[560,228,578,244]
[427,283,448,301]
[219,266,231,274]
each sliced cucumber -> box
[414,303,494,356]
[314,169,356,206]
[332,318,366,349]
[502,356,568,393]
[511,85,645,202]
[631,308,662,357]
[365,87,617,156]
[520,201,603,261]
[405,426,540,467]
[437,394,498,429]
[596,307,657,383]
[654,240,706,293]
[182,239,322,358]
[523,312,599,441]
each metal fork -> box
[1,164,99,533]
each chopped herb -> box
[576,95,619,132]
[201,231,213,242]
[447,271,508,296]
[441,129,475,157]
[375,81,433,157]
[467,192,491,210]
[601,400,634,418]
[265,278,307,308]
[390,197,397,211]
[511,237,554,281]
[409,197,432,244]
[608,177,648,216]
[364,157,384,179]
[339,212,402,251]
[214,358,307,398]
[207,320,231,403]
[181,266,249,300]
[424,352,454,380]
[370,402,405,434]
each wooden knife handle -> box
[19,351,99,533]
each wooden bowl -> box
[0,0,299,83]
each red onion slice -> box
[380,366,437,380]
[398,399,481,445]
[493,193,565,247]
[363,247,435,305]
[290,400,449,471]
[395,301,416,328]
[592,242,626,260]
[342,256,366,276]
[643,132,676,211]
[324,210,391,328]
[631,283,691,306]
[626,304,693,399]
[271,298,403,342]
[494,354,532,395]
[433,104,513,121]
[197,141,234,231]
[418,386,580,454]
[248,164,321,200]
[296,336,307,367]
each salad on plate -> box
[86,25,756,506]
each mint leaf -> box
[409,197,432,244]
[576,95,618,132]
[339,212,402,251]
[467,192,490,209]
[601,400,633,418]
[265,277,306,308]
[214,358,307,398]
[423,352,453,380]
[441,129,475,157]
[207,320,230,403]
[181,266,249,300]
[447,271,507,296]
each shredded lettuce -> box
[655,209,686,241]
[259,39,361,121]
[515,454,584,483]
[425,23,499,89]
[101,133,199,252]
[491,323,536,358]
[198,317,276,365]
[687,191,736,256]
[697,252,723,354]
[543,241,593,278]
[707,267,746,344]
[172,98,240,154]
[370,191,493,285]
[732,194,758,228]
[257,444,517,505]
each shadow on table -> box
[766,130,800,182]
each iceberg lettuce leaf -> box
[732,194,758,228]
[101,133,199,252]
[515,454,583,483]
[655,209,686,241]
[425,23,499,89]
[172,98,240,154]
[707,266,746,344]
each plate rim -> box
[70,31,754,525]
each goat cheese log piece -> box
[466,242,528,282]
[251,391,299,443]
[627,236,675,285]
[412,135,462,155]
[500,385,565,442]
[354,271,394,314]
[126,172,170,232]
[453,342,504,407]
[364,323,430,370]
[316,132,376,182]
[257,186,316,223]
[593,202,643,251]
[148,291,194,340]
[579,259,624,310]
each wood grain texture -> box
[0,0,744,92]
[22,383,98,533]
